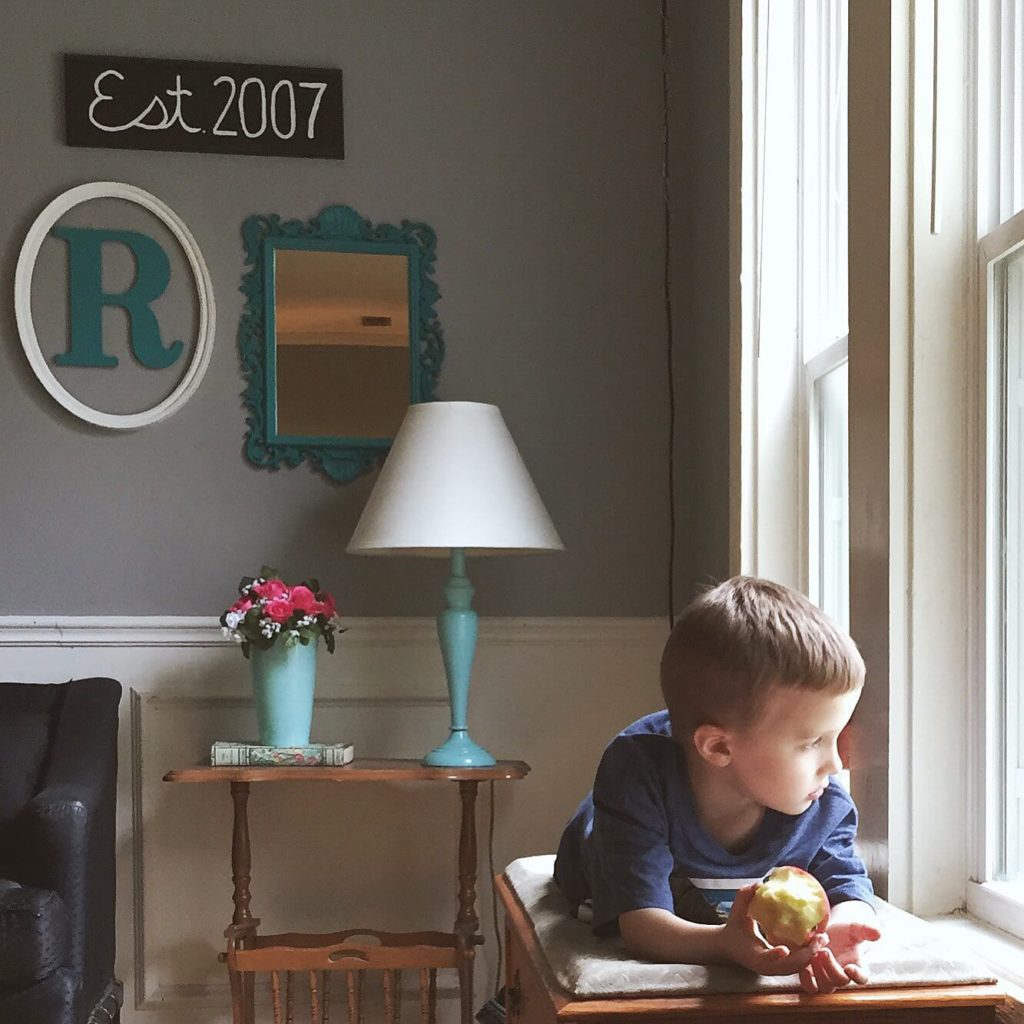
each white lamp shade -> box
[347,401,564,555]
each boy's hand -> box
[721,884,828,976]
[798,906,882,994]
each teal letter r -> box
[52,226,184,370]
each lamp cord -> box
[489,780,503,997]
[661,0,677,628]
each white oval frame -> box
[14,181,216,429]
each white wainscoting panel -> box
[0,616,666,1024]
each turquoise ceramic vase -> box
[249,639,318,746]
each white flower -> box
[258,619,283,640]
[224,611,242,630]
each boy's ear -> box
[692,724,734,767]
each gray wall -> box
[668,1,733,612]
[1,0,731,617]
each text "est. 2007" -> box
[88,69,329,141]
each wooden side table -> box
[164,759,530,1024]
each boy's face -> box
[725,685,862,816]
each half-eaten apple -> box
[747,866,830,948]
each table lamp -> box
[347,401,563,766]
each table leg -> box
[455,781,480,1024]
[230,781,257,1024]
[231,782,254,927]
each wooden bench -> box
[497,861,1007,1024]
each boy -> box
[554,576,881,996]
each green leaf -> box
[238,575,255,592]
[259,564,281,580]
[307,577,321,592]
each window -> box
[800,0,849,629]
[970,0,1024,940]
[741,0,849,625]
[973,212,1024,935]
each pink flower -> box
[291,585,317,613]
[253,579,289,601]
[222,571,342,656]
[264,599,293,623]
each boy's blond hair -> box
[660,576,865,740]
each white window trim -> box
[846,0,975,916]
[732,0,754,576]
[965,880,1024,941]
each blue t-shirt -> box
[554,710,875,936]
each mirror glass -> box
[273,249,410,439]
[237,204,444,483]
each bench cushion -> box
[506,855,995,998]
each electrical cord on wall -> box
[661,0,677,629]
[488,780,503,997]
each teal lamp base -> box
[422,549,496,768]
[423,729,496,767]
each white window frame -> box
[967,0,1024,942]
[969,208,1024,939]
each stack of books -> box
[211,741,354,767]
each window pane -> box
[800,0,849,359]
[1002,246,1024,881]
[816,360,849,633]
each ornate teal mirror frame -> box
[238,204,444,482]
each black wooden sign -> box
[64,54,344,160]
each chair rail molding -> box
[0,616,668,648]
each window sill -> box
[925,910,1024,1001]
[966,880,1024,942]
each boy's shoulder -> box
[595,710,680,788]
[617,708,673,740]
[817,775,861,819]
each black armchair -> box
[0,678,122,1024]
